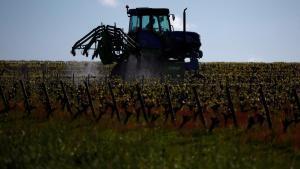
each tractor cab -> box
[126,7,174,49]
[127,7,171,34]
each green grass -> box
[0,118,299,169]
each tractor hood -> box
[166,31,201,48]
[163,31,202,60]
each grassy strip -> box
[0,119,299,169]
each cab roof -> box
[128,8,170,16]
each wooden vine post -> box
[259,85,272,129]
[225,84,238,127]
[136,83,149,122]
[84,81,96,119]
[20,80,34,116]
[0,84,10,113]
[192,86,206,128]
[165,84,176,124]
[42,82,54,118]
[292,88,300,121]
[108,82,121,122]
[60,81,73,116]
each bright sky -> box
[0,0,300,62]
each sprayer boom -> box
[71,25,138,64]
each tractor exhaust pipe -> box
[183,8,187,32]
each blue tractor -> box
[71,6,203,79]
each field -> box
[0,61,300,168]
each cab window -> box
[141,15,150,30]
[152,16,159,32]
[129,15,140,32]
[158,16,170,32]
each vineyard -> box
[0,61,300,168]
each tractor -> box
[71,6,203,79]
